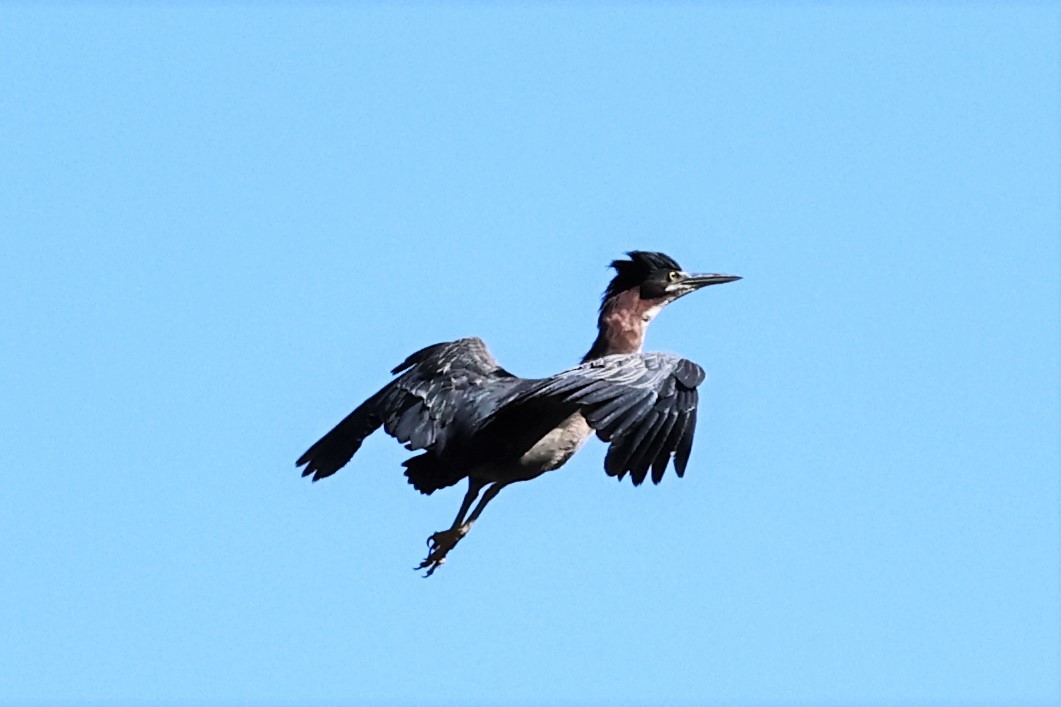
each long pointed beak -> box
[684,273,742,289]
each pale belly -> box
[519,412,593,472]
[472,412,594,483]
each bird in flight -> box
[296,251,740,575]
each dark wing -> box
[515,352,705,485]
[296,337,518,482]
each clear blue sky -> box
[2,4,1058,705]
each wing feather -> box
[674,407,697,477]
[296,337,521,483]
[514,352,706,485]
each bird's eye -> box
[668,271,681,282]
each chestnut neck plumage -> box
[581,288,667,363]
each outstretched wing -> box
[515,352,705,485]
[296,337,518,482]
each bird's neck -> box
[581,288,664,363]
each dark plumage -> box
[602,250,682,301]
[296,251,740,575]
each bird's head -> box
[603,251,741,310]
[583,251,740,362]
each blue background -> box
[2,5,1058,705]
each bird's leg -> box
[463,481,507,528]
[442,480,507,549]
[422,481,509,573]
[417,478,485,576]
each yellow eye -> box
[668,271,681,282]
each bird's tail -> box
[296,390,385,482]
[402,453,464,495]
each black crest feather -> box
[603,251,683,302]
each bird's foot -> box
[416,523,473,577]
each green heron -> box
[297,251,740,575]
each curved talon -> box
[417,550,447,577]
[416,526,469,577]
[418,556,446,577]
